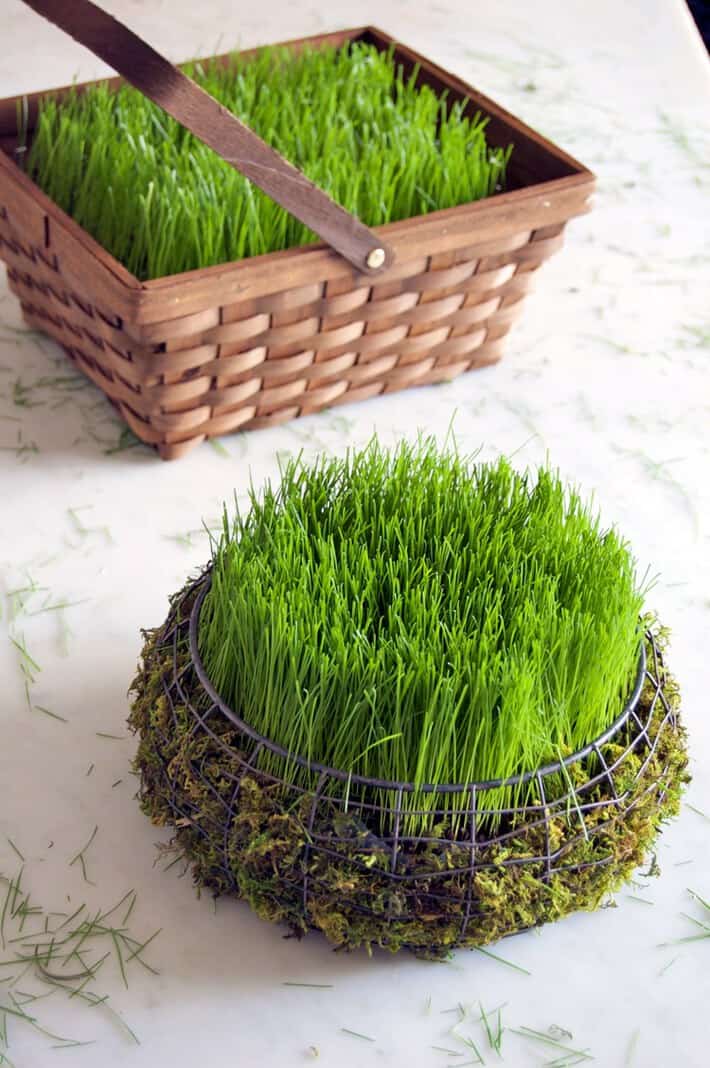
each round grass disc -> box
[129,440,689,955]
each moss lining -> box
[128,579,689,959]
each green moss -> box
[129,579,689,958]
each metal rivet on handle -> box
[366,247,386,270]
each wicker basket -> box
[0,7,595,459]
[129,570,687,956]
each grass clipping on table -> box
[24,43,512,281]
[199,439,644,835]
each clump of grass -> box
[199,438,644,834]
[25,43,511,281]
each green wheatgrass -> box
[24,43,512,281]
[198,439,645,834]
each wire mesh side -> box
[136,573,683,943]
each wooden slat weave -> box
[1,220,565,458]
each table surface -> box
[1,2,709,1066]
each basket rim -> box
[186,570,647,795]
[0,26,595,324]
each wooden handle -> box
[20,0,394,275]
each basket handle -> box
[19,0,394,276]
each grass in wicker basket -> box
[24,43,511,281]
[199,440,644,834]
[129,440,689,956]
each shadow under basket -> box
[0,26,595,460]
[128,572,688,957]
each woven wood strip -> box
[6,215,566,458]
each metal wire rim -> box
[188,570,647,795]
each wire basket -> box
[0,4,595,459]
[129,570,687,956]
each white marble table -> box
[1,2,709,1065]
